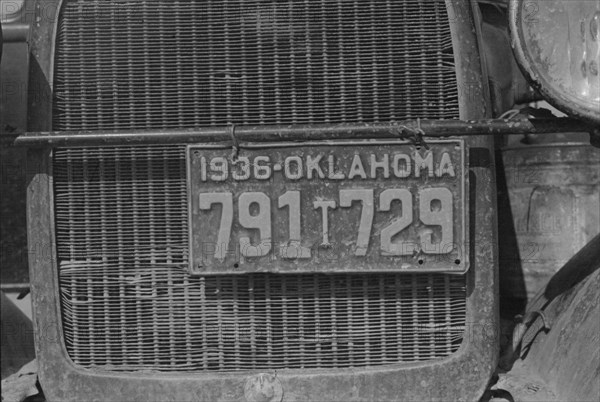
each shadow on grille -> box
[54,146,466,372]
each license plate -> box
[187,139,467,274]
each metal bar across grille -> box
[53,146,466,372]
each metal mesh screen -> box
[52,0,467,372]
[53,0,459,130]
[53,146,466,372]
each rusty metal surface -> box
[499,142,600,301]
[529,257,599,375]
[28,141,498,401]
[497,238,600,401]
[512,234,600,354]
[494,362,558,402]
[187,139,468,275]
[24,0,499,401]
[10,118,596,148]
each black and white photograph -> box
[1,0,599,401]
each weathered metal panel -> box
[188,139,468,275]
[500,143,600,301]
[497,235,600,401]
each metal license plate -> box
[187,139,467,274]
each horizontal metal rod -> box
[0,283,30,293]
[6,118,595,147]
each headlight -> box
[510,0,600,123]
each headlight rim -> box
[509,0,600,124]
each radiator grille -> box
[53,0,466,373]
[53,146,467,372]
[53,0,459,130]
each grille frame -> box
[29,132,497,401]
[29,151,494,399]
[25,0,499,400]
